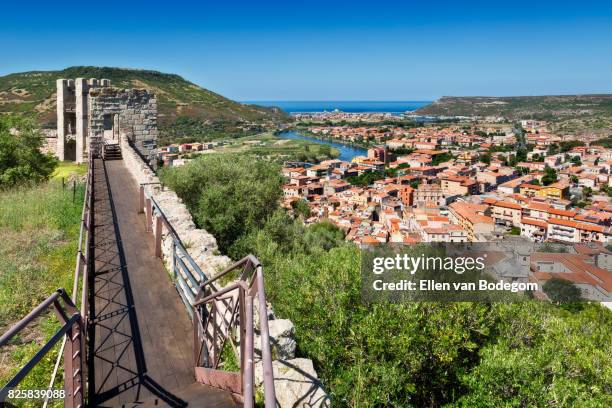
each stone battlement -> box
[56,78,157,162]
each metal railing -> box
[193,256,276,408]
[127,134,157,173]
[0,153,95,408]
[0,290,85,407]
[138,185,276,407]
[46,151,95,407]
[139,185,208,315]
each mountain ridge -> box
[415,94,612,134]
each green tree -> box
[543,278,582,304]
[0,115,57,188]
[318,144,332,158]
[432,152,453,166]
[541,166,558,186]
[160,154,283,255]
[293,199,311,219]
[346,172,384,187]
[455,303,611,407]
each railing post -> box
[211,301,217,366]
[139,185,145,214]
[145,198,152,232]
[256,266,276,408]
[65,318,84,408]
[172,240,178,280]
[155,215,163,258]
[244,293,254,408]
[193,305,200,366]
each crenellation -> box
[56,77,157,162]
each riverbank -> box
[211,132,340,163]
[275,130,367,162]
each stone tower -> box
[56,78,157,162]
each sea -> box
[245,100,431,114]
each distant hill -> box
[0,66,290,143]
[416,95,612,135]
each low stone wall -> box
[120,136,330,407]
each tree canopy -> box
[0,115,57,188]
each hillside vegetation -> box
[416,95,612,135]
[162,154,612,407]
[0,66,290,143]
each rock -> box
[255,319,296,361]
[255,358,330,408]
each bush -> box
[160,154,283,255]
[0,115,57,188]
[543,278,582,304]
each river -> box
[277,130,367,162]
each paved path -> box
[88,158,239,407]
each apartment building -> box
[448,202,495,242]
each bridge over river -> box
[1,147,276,407]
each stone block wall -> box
[120,136,330,408]
[88,87,157,158]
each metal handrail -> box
[193,256,276,408]
[1,153,94,407]
[45,152,95,407]
[0,289,84,406]
[140,187,208,312]
[138,184,276,407]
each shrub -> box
[0,115,57,188]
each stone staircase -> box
[103,141,122,160]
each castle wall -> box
[88,87,157,158]
[56,78,157,162]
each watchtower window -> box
[103,114,113,130]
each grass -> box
[0,179,84,406]
[211,132,340,163]
[51,161,88,181]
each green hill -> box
[416,95,612,135]
[0,66,290,143]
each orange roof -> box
[521,217,548,228]
[549,217,605,233]
[491,200,523,210]
[531,252,612,292]
[449,202,494,225]
[360,236,380,245]
[520,183,544,190]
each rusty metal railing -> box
[138,185,208,315]
[137,183,276,407]
[1,153,95,408]
[0,290,85,407]
[192,256,276,408]
[46,151,95,407]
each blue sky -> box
[1,0,611,101]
